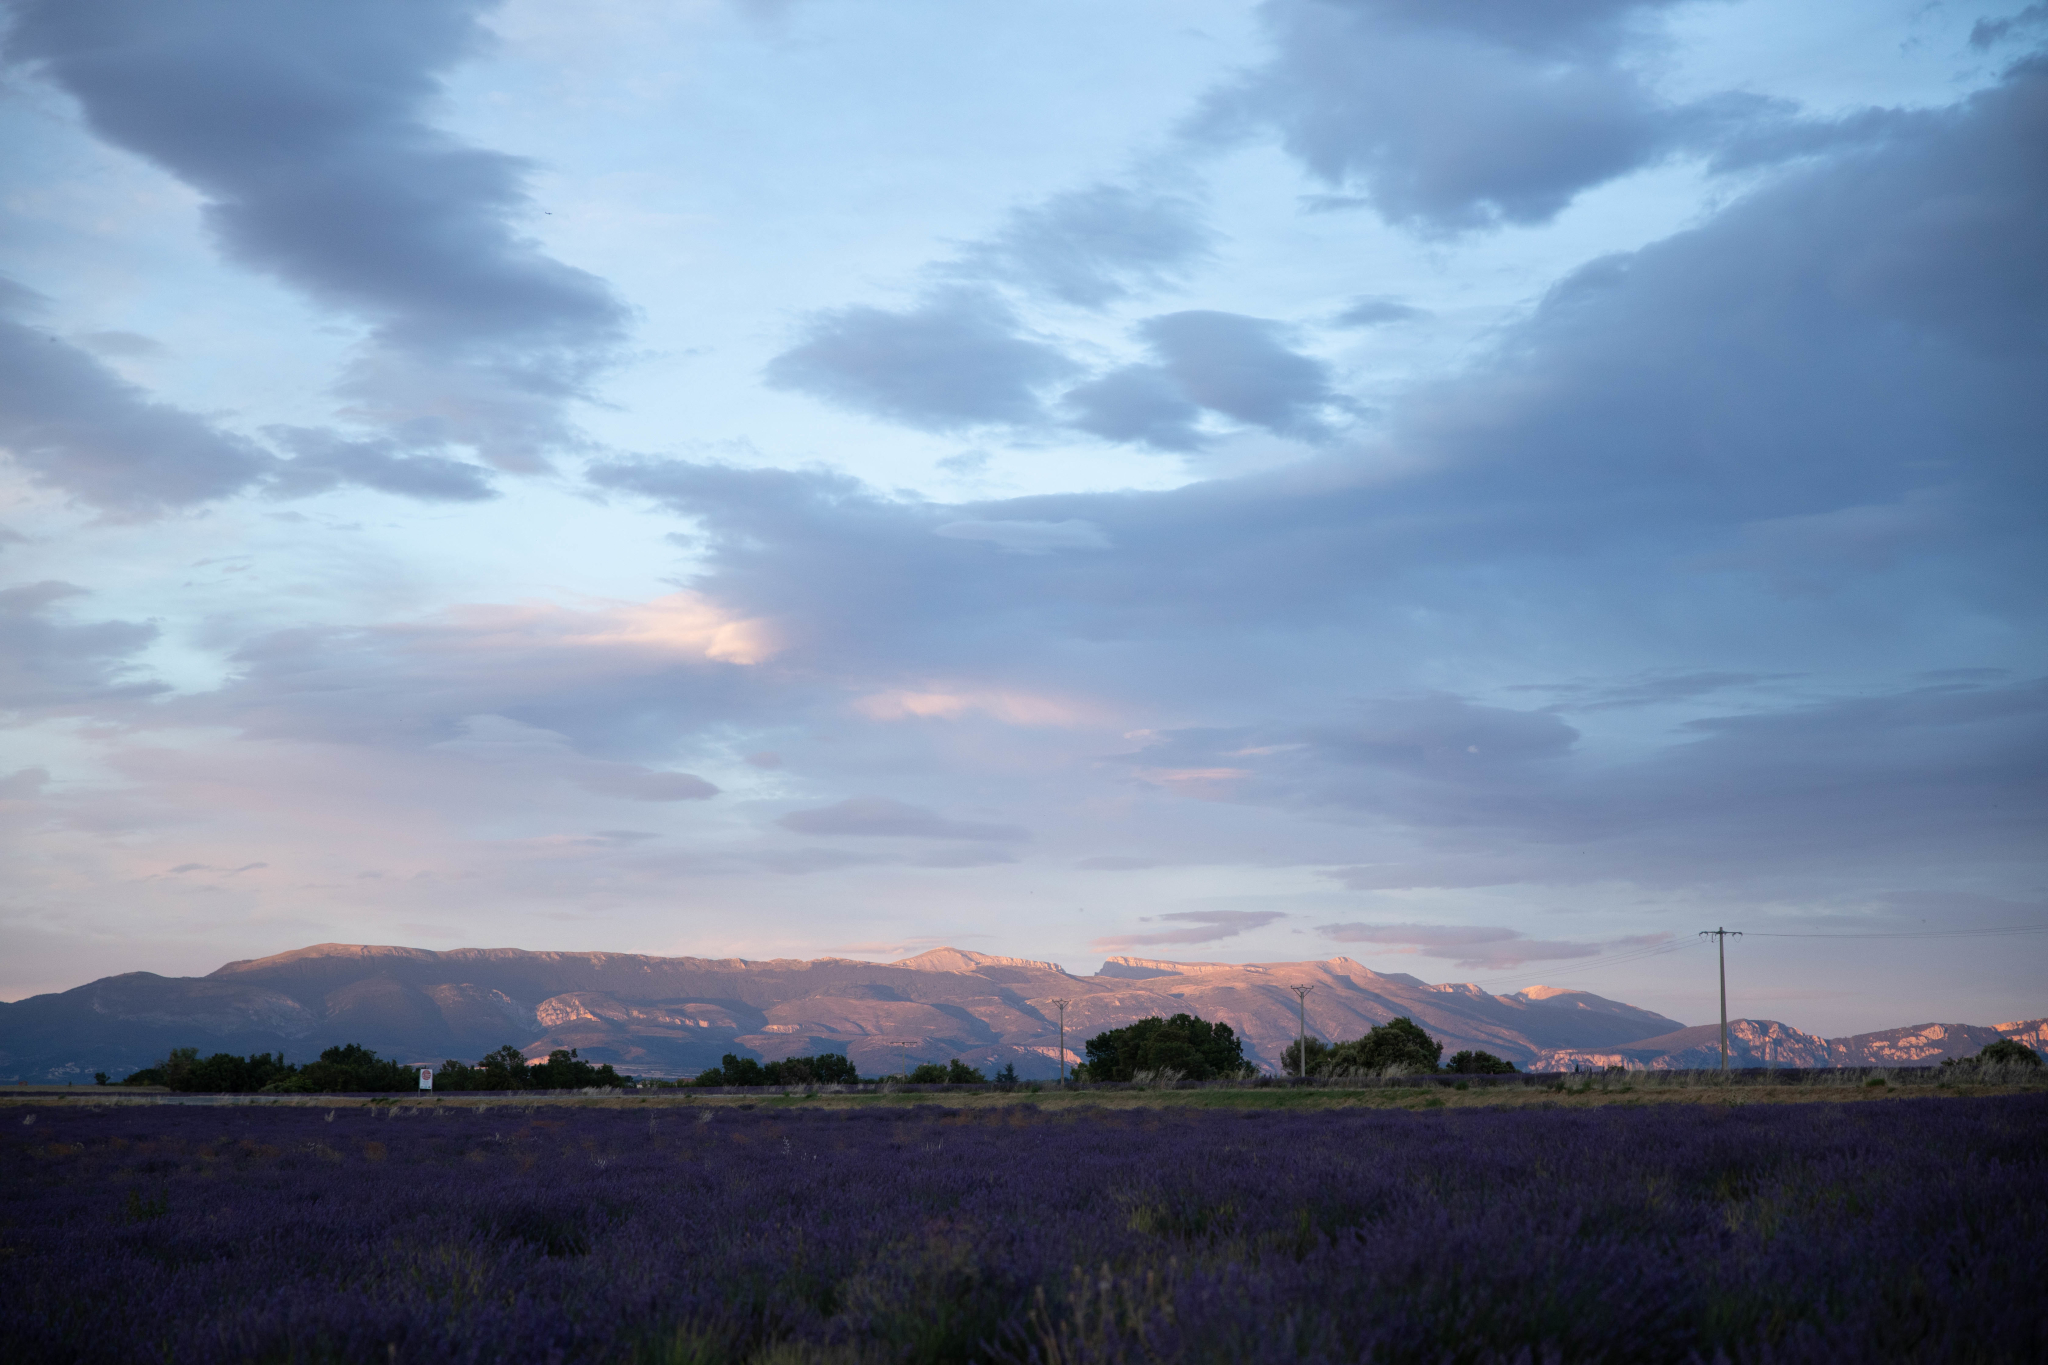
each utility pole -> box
[1048,998,1071,1084]
[1289,984,1314,1080]
[1698,927,1743,1072]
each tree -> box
[478,1045,535,1090]
[121,1048,297,1093]
[1324,1017,1444,1075]
[695,1053,768,1086]
[1280,1036,1332,1077]
[1082,1013,1246,1082]
[275,1044,415,1093]
[762,1053,859,1086]
[993,1061,1019,1086]
[1445,1049,1517,1075]
[1944,1039,2044,1070]
[527,1048,630,1089]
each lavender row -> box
[3,1096,2042,1363]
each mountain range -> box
[0,943,2039,1083]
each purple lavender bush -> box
[2,1095,2042,1363]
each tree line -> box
[1280,1015,1518,1077]
[111,1042,629,1093]
[105,1013,1531,1094]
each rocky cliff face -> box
[2,942,1682,1082]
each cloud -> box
[0,766,51,800]
[764,287,1078,430]
[852,688,1085,726]
[1315,921,1667,969]
[5,0,629,469]
[1141,676,2048,890]
[1093,909,1285,949]
[933,519,1111,555]
[0,581,166,715]
[432,715,717,802]
[1332,296,1425,327]
[1971,4,2048,49]
[1064,311,1350,449]
[0,281,274,515]
[162,589,781,759]
[264,428,497,502]
[777,796,1029,842]
[951,182,1215,308]
[1190,0,1750,232]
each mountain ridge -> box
[1,942,2036,1082]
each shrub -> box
[272,1043,416,1093]
[1280,1036,1332,1077]
[1324,1017,1444,1076]
[122,1048,302,1093]
[691,1052,852,1087]
[1083,1013,1246,1082]
[1445,1049,1517,1075]
[1943,1038,2045,1071]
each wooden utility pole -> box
[1048,998,1072,1083]
[1698,927,1743,1071]
[1290,984,1314,1079]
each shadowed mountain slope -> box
[2,943,1682,1082]
[5,942,2035,1083]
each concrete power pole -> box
[1698,927,1743,1072]
[1289,984,1314,1080]
[1048,998,1071,1084]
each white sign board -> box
[418,1067,433,1091]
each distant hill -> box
[1533,1017,2048,1071]
[4,942,2035,1084]
[0,942,1684,1082]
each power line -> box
[1744,925,2048,940]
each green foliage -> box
[121,1047,298,1093]
[764,1053,859,1086]
[275,1043,417,1093]
[693,1052,855,1087]
[1323,1017,1445,1076]
[905,1058,987,1084]
[993,1061,1019,1086]
[1445,1049,1517,1074]
[1279,1036,1332,1077]
[529,1048,631,1089]
[1943,1038,2045,1070]
[1082,1012,1246,1082]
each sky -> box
[1,0,2044,1035]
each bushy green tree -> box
[1082,1013,1246,1082]
[904,1058,986,1084]
[993,1061,1019,1086]
[1279,1036,1332,1077]
[1324,1017,1444,1075]
[528,1048,630,1089]
[275,1044,416,1093]
[1943,1039,2045,1070]
[694,1053,768,1086]
[121,1048,297,1093]
[1445,1049,1517,1074]
[762,1053,859,1086]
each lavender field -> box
[3,1096,2043,1364]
